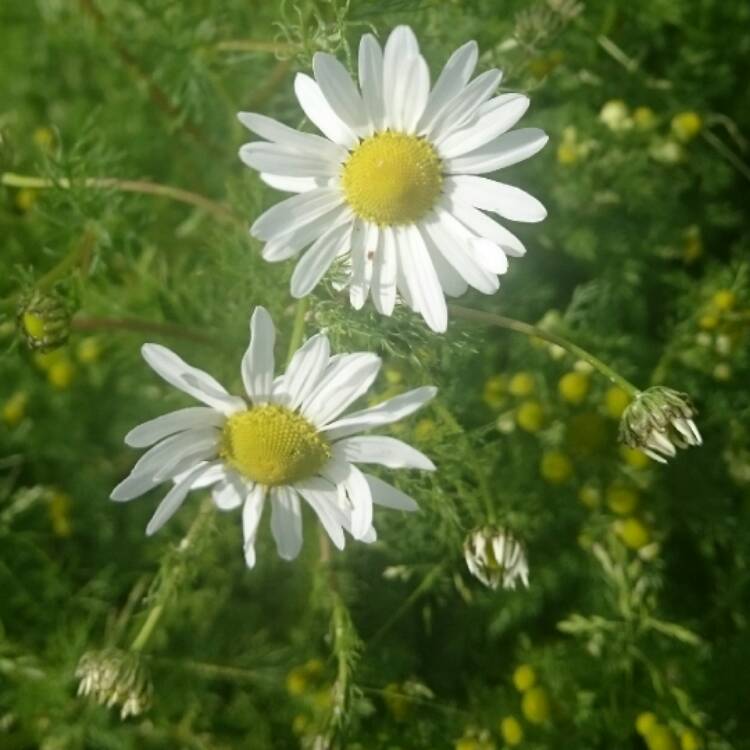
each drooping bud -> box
[75,648,152,720]
[17,289,72,352]
[618,387,702,463]
[464,526,529,590]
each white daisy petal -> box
[141,344,245,415]
[426,239,470,296]
[251,188,344,242]
[294,477,347,550]
[239,142,338,178]
[371,225,397,315]
[445,128,549,174]
[212,472,247,511]
[334,435,436,471]
[301,353,381,427]
[259,173,329,193]
[322,386,437,440]
[270,485,304,560]
[320,458,373,540]
[383,26,420,129]
[145,461,218,536]
[446,196,527,257]
[469,237,509,275]
[418,40,478,134]
[313,52,369,136]
[437,94,529,156]
[185,462,227,489]
[363,473,419,511]
[397,54,431,134]
[358,33,384,132]
[429,69,503,141]
[243,484,266,568]
[242,306,276,404]
[294,73,358,148]
[125,407,224,448]
[152,431,221,482]
[238,112,348,162]
[110,472,162,503]
[283,333,331,411]
[447,175,547,223]
[349,220,376,310]
[399,224,447,332]
[262,204,352,263]
[290,221,352,298]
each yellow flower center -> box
[221,404,330,486]
[341,131,442,225]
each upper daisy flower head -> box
[111,307,436,567]
[238,26,548,333]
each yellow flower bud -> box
[33,126,55,150]
[682,226,703,263]
[606,485,639,515]
[291,713,309,735]
[521,686,551,724]
[516,400,544,433]
[604,386,631,419]
[647,724,679,750]
[76,337,102,364]
[616,518,650,550]
[2,391,28,427]
[540,451,572,484]
[671,112,702,142]
[680,729,702,750]
[599,100,632,131]
[383,682,411,721]
[483,374,506,408]
[512,664,537,692]
[711,289,735,312]
[633,106,657,129]
[15,188,37,213]
[557,142,578,165]
[620,446,650,470]
[414,418,437,442]
[285,667,307,696]
[500,716,524,746]
[508,372,535,397]
[384,367,403,385]
[48,359,76,389]
[558,371,589,405]
[578,484,601,509]
[636,712,658,736]
[49,490,72,538]
[698,313,718,330]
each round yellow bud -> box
[2,391,28,427]
[516,401,544,433]
[512,664,537,692]
[620,446,650,470]
[291,713,309,735]
[557,142,578,165]
[414,418,437,443]
[647,725,679,750]
[713,363,732,381]
[483,374,506,408]
[680,729,702,750]
[285,668,307,697]
[383,683,410,721]
[521,686,551,724]
[15,188,37,213]
[698,314,718,330]
[599,100,632,131]
[500,716,524,746]
[578,484,601,509]
[636,712,658,736]
[22,312,47,341]
[558,372,589,405]
[604,387,631,419]
[47,359,75,390]
[76,337,101,364]
[682,227,703,263]
[671,112,702,142]
[49,490,72,538]
[508,372,535,397]
[455,740,480,750]
[633,106,657,129]
[616,518,650,550]
[33,126,55,150]
[606,485,639,515]
[540,451,573,484]
[384,367,403,385]
[312,688,332,710]
[711,289,735,312]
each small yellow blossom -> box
[34,349,64,370]
[604,386,631,419]
[711,289,735,312]
[455,740,480,750]
[647,724,679,750]
[680,729,702,750]
[540,451,572,484]
[49,490,72,537]
[578,484,601,509]
[2,391,28,427]
[22,312,47,341]
[33,126,55,150]
[15,188,37,213]
[671,112,702,142]
[558,371,589,405]
[620,446,651,469]
[292,713,309,735]
[521,686,551,724]
[557,141,578,165]
[48,358,76,389]
[516,401,544,433]
[650,140,683,164]
[682,226,703,263]
[512,664,537,692]
[698,313,718,330]
[500,715,524,746]
[606,485,639,515]
[483,374,506,408]
[636,712,658,736]
[508,372,535,397]
[384,366,403,385]
[76,337,102,364]
[383,682,411,721]
[616,518,650,550]
[599,100,632,131]
[414,418,437,443]
[286,668,307,697]
[633,106,657,129]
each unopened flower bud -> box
[17,289,72,352]
[464,526,529,590]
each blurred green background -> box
[1,1,749,748]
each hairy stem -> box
[72,316,222,348]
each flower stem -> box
[71,316,222,348]
[449,304,640,396]
[1,172,242,227]
[285,297,309,365]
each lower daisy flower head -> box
[111,307,436,567]
[238,26,548,333]
[464,526,529,590]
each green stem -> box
[71,316,222,348]
[449,304,640,397]
[1,172,242,226]
[285,297,309,365]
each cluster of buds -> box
[16,289,72,352]
[75,648,152,720]
[619,387,702,463]
[464,526,529,591]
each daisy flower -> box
[238,26,548,333]
[110,308,436,567]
